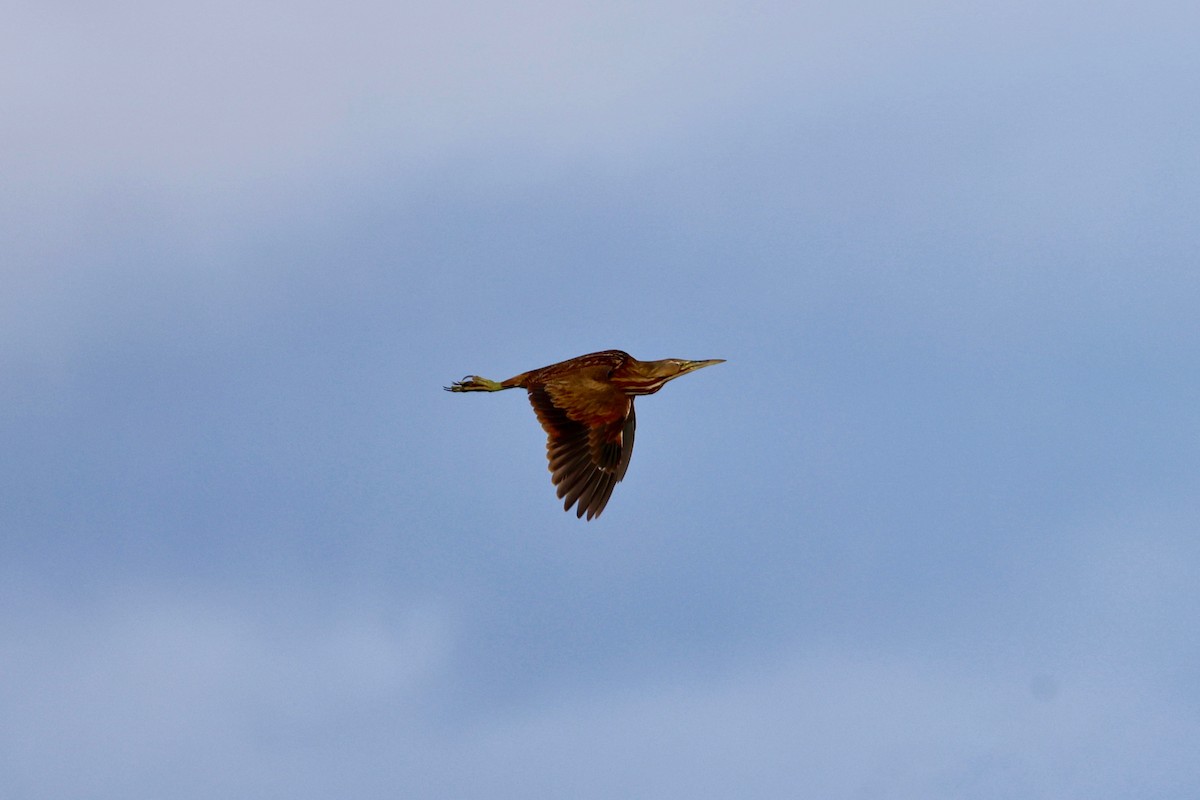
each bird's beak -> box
[684,359,725,372]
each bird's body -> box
[446,350,723,520]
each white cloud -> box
[0,586,452,798]
[2,524,1196,800]
[6,0,1194,373]
[458,651,1193,799]
[4,0,1064,191]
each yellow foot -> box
[444,375,504,392]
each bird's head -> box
[614,357,725,395]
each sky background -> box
[3,1,1199,797]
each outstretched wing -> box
[526,377,636,520]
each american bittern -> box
[446,350,724,520]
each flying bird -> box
[445,350,724,520]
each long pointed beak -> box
[684,359,725,372]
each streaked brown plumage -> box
[445,350,724,520]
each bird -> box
[445,350,724,520]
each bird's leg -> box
[445,375,506,392]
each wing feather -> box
[527,384,635,520]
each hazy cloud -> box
[4,0,1198,797]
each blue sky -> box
[3,1,1199,797]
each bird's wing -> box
[527,378,635,520]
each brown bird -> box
[446,350,724,520]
